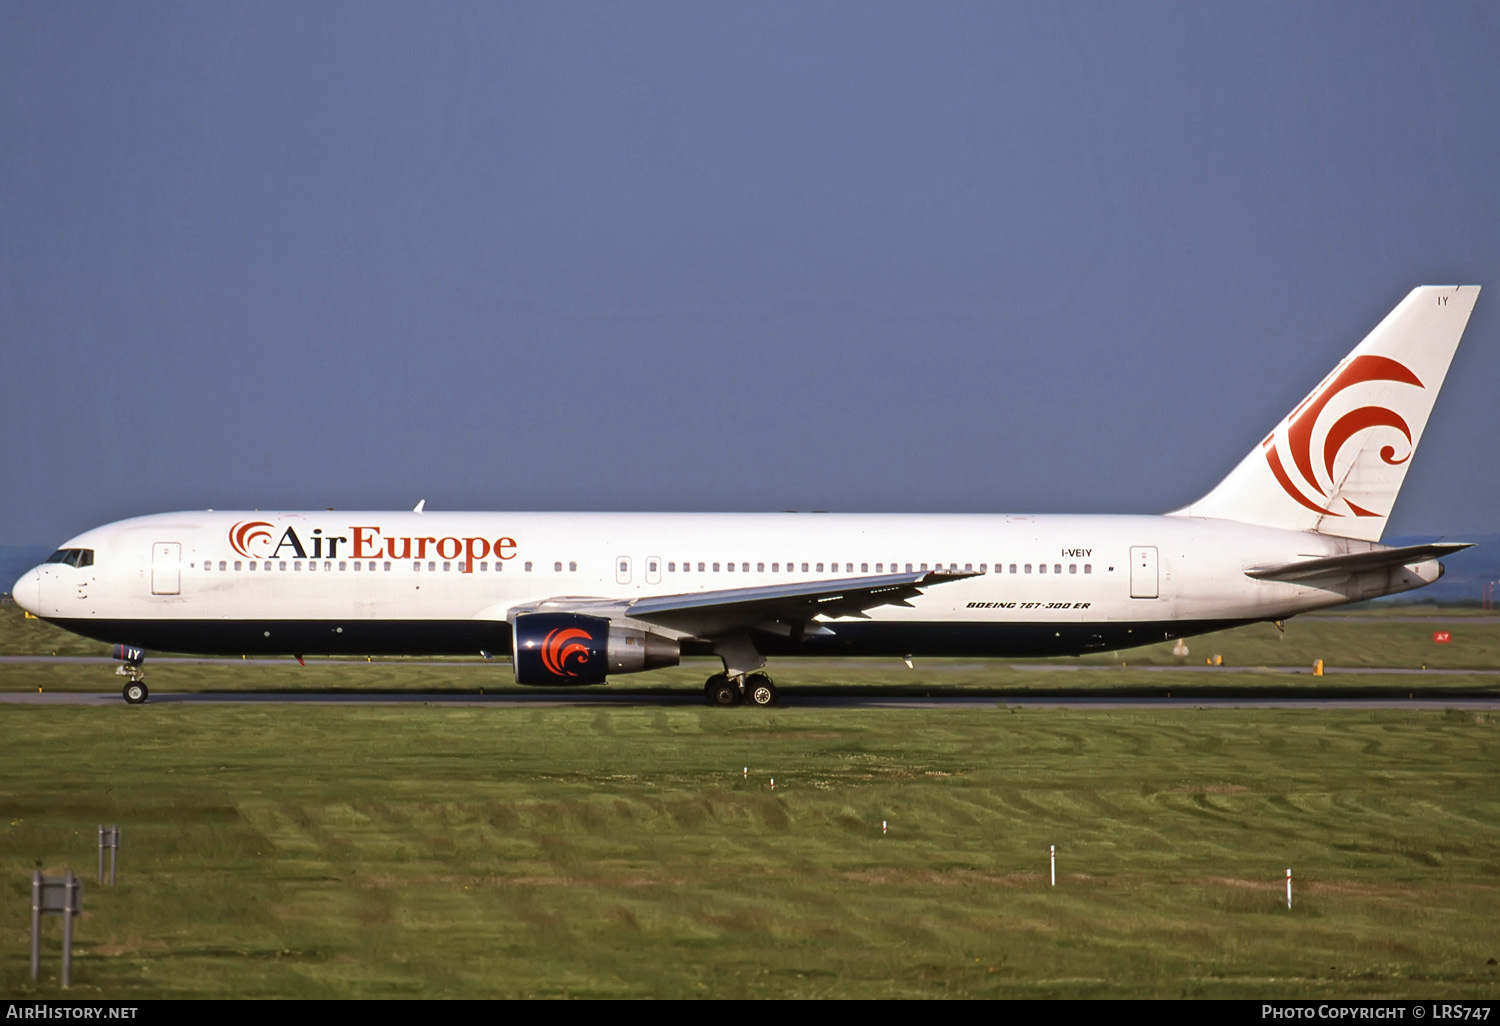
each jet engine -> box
[511,612,680,686]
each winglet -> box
[413,499,426,514]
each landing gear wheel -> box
[744,673,777,708]
[705,673,740,707]
[123,681,149,705]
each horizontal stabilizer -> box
[1244,542,1471,582]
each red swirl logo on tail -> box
[229,520,275,558]
[1262,354,1423,518]
[541,627,594,677]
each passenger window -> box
[743,563,750,573]
[757,562,764,573]
[802,563,809,572]
[339,561,348,571]
[698,562,705,572]
[1009,564,1017,574]
[772,563,779,572]
[413,562,421,572]
[554,562,562,572]
[427,561,435,572]
[569,562,577,572]
[324,562,332,572]
[905,563,912,573]
[353,562,362,571]
[816,563,823,572]
[1069,564,1077,574]
[1039,564,1047,574]
[524,562,533,572]
[668,562,676,573]
[1084,564,1092,574]
[279,561,287,571]
[384,561,391,571]
[727,562,734,572]
[1054,564,1062,574]
[247,562,255,572]
[235,561,243,571]
[1025,564,1032,574]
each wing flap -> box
[630,569,977,636]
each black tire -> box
[123,681,148,705]
[745,673,777,708]
[705,673,739,706]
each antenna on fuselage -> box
[413,499,426,513]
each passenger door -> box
[152,542,182,595]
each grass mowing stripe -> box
[1,704,1496,998]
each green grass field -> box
[2,604,1498,998]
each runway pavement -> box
[4,689,1497,710]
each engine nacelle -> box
[511,612,680,686]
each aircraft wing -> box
[1244,542,1472,583]
[514,569,979,639]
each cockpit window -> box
[45,548,94,568]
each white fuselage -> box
[12,510,1441,665]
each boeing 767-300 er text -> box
[11,286,1481,706]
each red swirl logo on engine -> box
[1262,354,1423,518]
[541,627,594,677]
[229,520,275,558]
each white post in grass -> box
[1286,868,1292,910]
[1050,845,1056,887]
[882,820,887,835]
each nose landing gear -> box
[113,644,148,704]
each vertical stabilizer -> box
[1169,285,1479,541]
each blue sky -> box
[3,1,1497,545]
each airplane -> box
[9,285,1481,707]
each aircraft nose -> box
[10,567,40,615]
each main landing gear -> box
[114,645,148,704]
[703,671,778,708]
[704,631,777,707]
